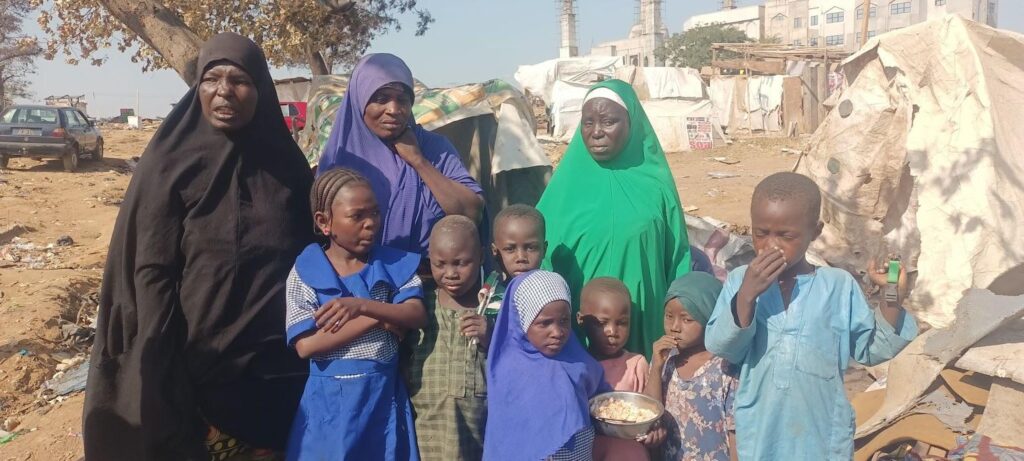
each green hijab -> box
[664,272,723,326]
[537,79,691,358]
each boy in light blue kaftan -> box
[705,172,918,461]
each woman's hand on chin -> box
[391,127,424,166]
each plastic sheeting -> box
[514,56,622,103]
[642,99,726,152]
[526,61,725,151]
[709,75,784,133]
[550,96,724,152]
[619,66,706,100]
[796,15,1024,327]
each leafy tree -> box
[30,0,433,83]
[655,23,752,69]
[0,0,40,108]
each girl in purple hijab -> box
[318,54,483,257]
[485,270,610,460]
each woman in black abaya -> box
[83,33,314,460]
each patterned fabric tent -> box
[299,77,552,222]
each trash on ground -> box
[43,359,89,397]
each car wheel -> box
[63,147,79,172]
[92,138,104,161]
[0,155,8,169]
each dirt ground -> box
[0,129,804,459]
[0,127,149,460]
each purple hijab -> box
[317,53,482,256]
[484,270,609,460]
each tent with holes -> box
[796,15,1024,328]
[299,77,552,225]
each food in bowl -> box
[592,397,658,423]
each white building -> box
[589,0,669,66]
[763,0,999,50]
[683,5,766,40]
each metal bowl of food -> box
[589,391,664,440]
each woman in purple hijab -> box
[318,54,484,257]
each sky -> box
[18,0,1024,118]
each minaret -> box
[559,0,579,58]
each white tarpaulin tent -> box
[517,60,726,151]
[514,56,622,104]
[615,66,706,100]
[797,15,1024,327]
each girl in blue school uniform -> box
[284,168,427,461]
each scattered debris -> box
[43,360,89,397]
[3,417,20,432]
[856,290,1024,438]
[0,224,29,244]
[55,235,74,247]
[0,237,66,269]
[707,172,741,180]
[684,205,700,213]
[0,430,17,444]
[781,147,803,155]
[706,156,740,165]
[57,319,94,347]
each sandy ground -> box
[0,129,805,459]
[0,127,148,460]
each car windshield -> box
[1,108,60,124]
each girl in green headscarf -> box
[537,79,691,358]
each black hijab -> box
[83,33,314,460]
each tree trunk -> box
[95,0,203,83]
[306,46,331,76]
[0,66,6,109]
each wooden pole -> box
[861,0,871,47]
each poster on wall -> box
[828,72,845,95]
[686,116,713,150]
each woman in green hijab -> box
[537,79,691,358]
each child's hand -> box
[652,335,677,367]
[637,419,666,447]
[460,312,490,349]
[737,247,786,302]
[867,256,909,301]
[314,297,364,333]
[381,322,406,340]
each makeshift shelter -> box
[708,43,851,135]
[299,77,552,224]
[273,77,312,103]
[709,75,785,133]
[796,15,1024,328]
[514,56,622,104]
[516,59,727,151]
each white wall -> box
[683,5,764,40]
